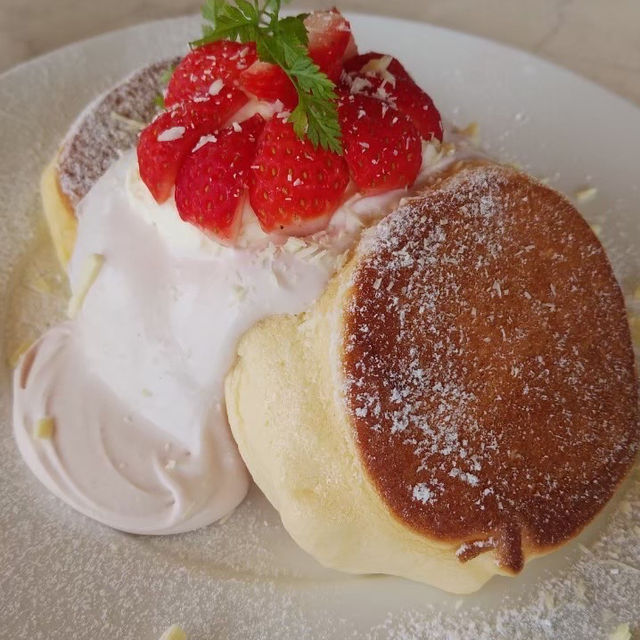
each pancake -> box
[41,59,178,266]
[225,160,639,593]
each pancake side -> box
[226,161,639,591]
[226,271,503,593]
[40,160,77,266]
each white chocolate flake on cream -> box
[33,417,55,439]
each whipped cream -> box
[14,127,479,535]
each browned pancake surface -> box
[343,163,639,572]
[58,58,179,207]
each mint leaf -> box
[195,0,342,153]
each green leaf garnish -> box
[192,0,343,154]
[154,63,176,110]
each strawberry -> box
[165,41,257,107]
[341,52,443,142]
[137,88,248,203]
[239,9,357,108]
[343,51,411,81]
[175,114,265,243]
[338,92,422,194]
[239,61,298,109]
[249,117,349,234]
[388,76,443,143]
[305,9,357,82]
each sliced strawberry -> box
[138,111,199,204]
[338,92,422,194]
[165,41,257,107]
[239,61,298,109]
[137,88,248,203]
[175,114,265,243]
[391,78,443,143]
[249,117,349,235]
[305,9,357,82]
[176,87,248,131]
[341,52,443,142]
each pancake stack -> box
[226,161,639,593]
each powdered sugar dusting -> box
[365,480,640,639]
[412,483,434,505]
[344,162,639,569]
[57,59,179,205]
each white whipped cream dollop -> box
[13,127,478,535]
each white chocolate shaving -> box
[159,625,187,640]
[283,237,307,253]
[208,79,224,96]
[110,111,146,131]
[157,126,186,142]
[34,417,55,439]
[360,55,396,86]
[575,186,598,202]
[608,623,631,640]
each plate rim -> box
[1,10,639,117]
[1,10,639,640]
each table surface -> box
[1,0,639,107]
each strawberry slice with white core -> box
[305,9,357,82]
[338,91,422,194]
[249,116,350,235]
[137,88,248,203]
[342,52,443,142]
[175,114,265,243]
[165,41,257,107]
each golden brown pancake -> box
[42,59,178,266]
[225,161,639,591]
[343,160,639,572]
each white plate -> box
[1,13,639,640]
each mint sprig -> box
[191,0,343,154]
[154,63,177,109]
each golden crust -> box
[343,162,639,572]
[40,158,78,268]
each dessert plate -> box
[1,13,639,640]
